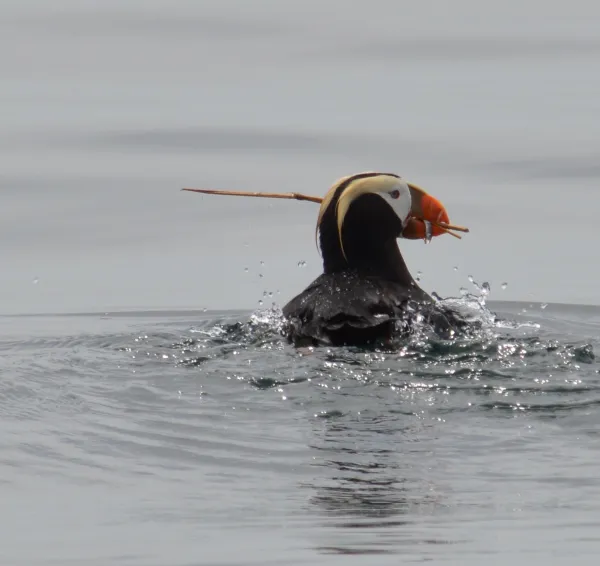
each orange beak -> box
[401,184,451,241]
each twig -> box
[181,187,469,236]
[181,188,322,204]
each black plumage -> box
[282,173,464,346]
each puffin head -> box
[316,172,451,263]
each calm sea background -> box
[2,1,600,564]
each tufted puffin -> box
[281,172,467,347]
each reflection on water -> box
[307,411,451,555]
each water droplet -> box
[297,260,307,267]
[468,275,474,283]
[258,299,263,306]
[501,282,508,290]
[481,282,490,296]
[202,307,207,312]
[423,220,433,244]
[260,261,265,266]
[541,303,548,310]
[244,267,249,273]
[32,277,39,285]
[259,273,263,278]
[453,266,458,271]
[268,292,273,298]
[459,287,468,297]
[416,271,422,281]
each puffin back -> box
[281,271,414,346]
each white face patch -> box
[379,179,412,228]
[334,174,414,260]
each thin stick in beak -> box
[435,221,469,233]
[435,226,462,239]
[181,187,469,237]
[181,188,322,204]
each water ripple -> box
[1,300,600,562]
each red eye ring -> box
[390,189,400,199]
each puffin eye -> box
[390,189,400,200]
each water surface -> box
[2,298,600,564]
[2,0,600,313]
[3,1,600,564]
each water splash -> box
[423,220,433,243]
[176,265,558,369]
[167,296,586,389]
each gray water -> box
[3,0,600,564]
[2,300,600,564]
[3,0,600,313]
